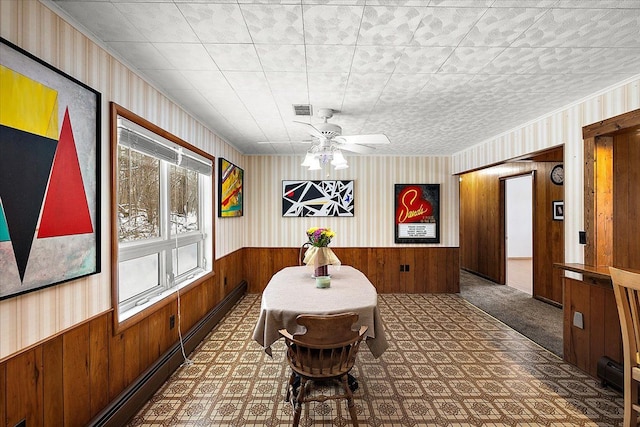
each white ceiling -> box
[50,0,640,157]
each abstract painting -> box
[282,180,354,217]
[0,38,101,299]
[394,184,440,243]
[218,158,243,217]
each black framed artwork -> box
[394,184,440,244]
[282,180,354,217]
[218,158,244,217]
[0,38,101,299]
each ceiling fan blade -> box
[335,134,390,145]
[338,143,376,154]
[293,121,325,139]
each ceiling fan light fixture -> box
[308,157,322,171]
[301,151,316,167]
[331,150,347,166]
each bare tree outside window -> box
[118,146,160,242]
[170,165,199,235]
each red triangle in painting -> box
[38,107,93,238]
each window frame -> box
[110,102,215,333]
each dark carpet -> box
[458,269,563,357]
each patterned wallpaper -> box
[0,0,245,360]
[244,155,459,248]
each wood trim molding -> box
[87,280,247,427]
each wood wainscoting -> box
[243,247,460,294]
[0,249,245,427]
[0,246,459,426]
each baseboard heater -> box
[597,356,623,393]
[88,280,247,427]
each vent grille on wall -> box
[293,104,312,116]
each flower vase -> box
[314,263,328,278]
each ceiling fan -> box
[258,108,390,154]
[258,108,390,170]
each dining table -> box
[252,265,389,359]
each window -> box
[111,104,214,324]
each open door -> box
[505,174,533,295]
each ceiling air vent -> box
[293,104,312,116]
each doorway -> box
[505,174,533,295]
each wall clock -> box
[551,164,564,185]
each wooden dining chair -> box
[610,267,640,427]
[279,312,368,427]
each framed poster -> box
[218,158,243,217]
[283,180,354,217]
[0,38,101,299]
[395,184,440,244]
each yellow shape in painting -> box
[0,64,58,139]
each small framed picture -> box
[553,200,564,221]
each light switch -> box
[573,311,584,329]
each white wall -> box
[506,175,532,258]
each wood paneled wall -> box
[563,277,622,377]
[613,129,640,269]
[459,152,564,304]
[0,250,244,427]
[243,247,460,294]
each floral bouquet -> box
[304,227,341,276]
[306,227,335,247]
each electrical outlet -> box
[169,315,175,329]
[224,277,227,286]
[400,265,405,272]
[405,265,410,272]
[579,231,586,244]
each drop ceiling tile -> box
[238,95,282,119]
[384,73,431,93]
[428,0,494,7]
[256,45,307,72]
[513,8,640,48]
[357,6,426,45]
[265,72,309,94]
[439,46,505,73]
[177,3,252,43]
[306,45,356,72]
[204,44,262,71]
[153,43,218,70]
[553,0,640,8]
[419,74,474,94]
[351,46,404,73]
[303,4,364,45]
[240,4,305,44]
[107,42,173,70]
[345,73,391,93]
[113,3,198,43]
[307,72,349,94]
[223,71,272,94]
[460,8,547,47]
[54,2,144,42]
[488,0,557,7]
[394,46,453,73]
[411,7,484,47]
[180,70,234,95]
[143,70,194,90]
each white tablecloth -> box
[252,265,389,358]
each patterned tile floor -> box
[129,294,624,426]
